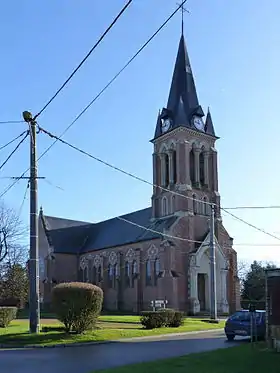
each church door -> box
[198,273,206,311]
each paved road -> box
[0,330,243,373]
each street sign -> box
[150,299,168,311]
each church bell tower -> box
[151,28,220,221]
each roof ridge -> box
[93,206,151,225]
[44,215,92,224]
[49,223,94,233]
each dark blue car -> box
[224,309,266,341]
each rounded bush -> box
[0,307,17,328]
[51,282,103,334]
[140,309,184,329]
[159,308,175,326]
[140,311,165,329]
[167,311,184,327]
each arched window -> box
[165,154,169,186]
[108,264,114,288]
[172,195,176,213]
[199,151,205,185]
[82,267,88,282]
[92,266,97,284]
[190,148,195,184]
[192,194,197,214]
[125,261,130,287]
[132,260,137,275]
[173,150,177,183]
[97,266,102,283]
[132,260,137,288]
[79,267,84,282]
[88,263,93,283]
[115,263,119,278]
[202,197,207,215]
[162,197,168,216]
[154,258,161,286]
[146,260,152,286]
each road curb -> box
[0,328,223,350]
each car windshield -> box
[229,311,263,322]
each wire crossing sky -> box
[1,0,280,265]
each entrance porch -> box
[189,233,229,315]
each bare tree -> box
[237,260,249,282]
[0,202,28,279]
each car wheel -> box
[226,334,235,341]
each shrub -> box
[140,309,184,329]
[167,311,184,327]
[0,307,17,328]
[159,308,175,326]
[140,311,165,329]
[51,282,103,334]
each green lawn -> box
[16,309,57,319]
[94,344,279,373]
[0,316,225,347]
[99,315,141,324]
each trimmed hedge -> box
[140,308,184,329]
[168,310,184,327]
[51,282,103,334]
[141,311,165,329]
[0,307,17,328]
[160,308,175,325]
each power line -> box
[43,178,64,191]
[0,131,27,151]
[38,125,208,202]
[0,178,23,199]
[118,216,280,248]
[0,131,29,172]
[116,216,201,244]
[33,0,133,120]
[220,207,280,242]
[234,243,280,247]
[0,120,24,124]
[18,181,29,217]
[38,125,280,243]
[33,1,188,158]
[37,167,280,249]
[0,1,188,200]
[0,132,31,198]
[0,165,277,214]
[223,205,280,210]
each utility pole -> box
[209,203,217,320]
[22,111,40,334]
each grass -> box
[0,316,225,347]
[16,309,57,319]
[93,344,280,373]
[98,315,141,324]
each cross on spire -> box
[176,1,189,35]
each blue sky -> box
[1,0,280,265]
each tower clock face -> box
[193,116,204,131]
[161,118,172,133]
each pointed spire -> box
[166,34,203,125]
[205,107,216,137]
[152,30,217,141]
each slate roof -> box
[43,215,92,230]
[153,34,216,140]
[205,108,216,137]
[41,207,177,255]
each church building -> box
[39,28,239,315]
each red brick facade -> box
[38,34,239,315]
